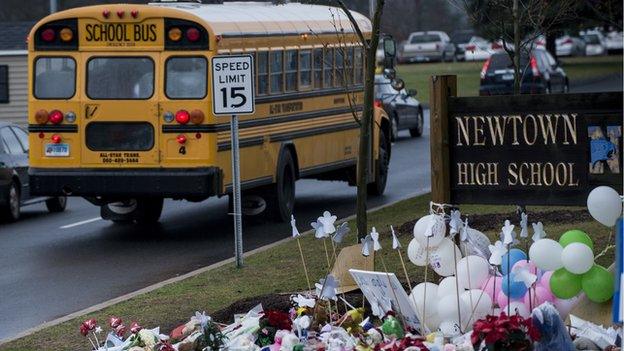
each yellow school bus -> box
[27,1,391,224]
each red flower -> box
[80,318,97,336]
[109,316,122,328]
[157,340,175,351]
[79,324,89,336]
[130,321,142,334]
[265,310,292,330]
[115,324,127,337]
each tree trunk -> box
[512,0,521,95]
[356,0,384,240]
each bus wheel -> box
[45,196,67,213]
[134,198,164,224]
[368,131,389,196]
[266,149,296,222]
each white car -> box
[399,31,455,63]
[582,31,606,56]
[604,31,623,54]
[462,37,494,61]
[556,36,585,57]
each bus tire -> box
[45,196,67,213]
[134,198,164,224]
[265,149,296,222]
[368,131,389,196]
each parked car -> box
[479,48,569,96]
[0,122,66,221]
[374,75,424,140]
[399,31,455,63]
[451,30,492,61]
[556,35,586,57]
[604,31,623,54]
[582,32,606,56]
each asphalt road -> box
[0,112,432,341]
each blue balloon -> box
[501,273,528,299]
[501,248,528,275]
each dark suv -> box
[0,122,66,221]
[479,48,569,95]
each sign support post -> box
[211,54,255,268]
[230,114,243,267]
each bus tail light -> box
[51,134,62,144]
[163,111,174,123]
[186,28,200,42]
[41,28,55,42]
[176,135,187,144]
[190,109,204,124]
[175,110,190,124]
[168,27,182,42]
[49,110,64,124]
[35,109,49,124]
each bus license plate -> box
[502,74,514,80]
[45,143,69,157]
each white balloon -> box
[407,238,428,266]
[423,313,441,333]
[409,282,439,319]
[461,289,493,325]
[413,214,445,248]
[438,276,460,299]
[462,228,492,258]
[507,301,530,318]
[561,243,594,274]
[587,186,622,227]
[456,255,491,290]
[529,239,563,271]
[437,293,471,325]
[430,238,462,277]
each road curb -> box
[0,189,430,345]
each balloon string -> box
[452,235,463,333]
[462,274,492,331]
[380,254,408,330]
[421,236,430,336]
[506,243,511,316]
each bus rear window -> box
[165,57,207,99]
[34,57,76,99]
[87,57,154,100]
[86,122,154,151]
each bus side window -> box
[335,48,345,87]
[285,50,298,92]
[257,51,268,95]
[345,46,354,86]
[270,50,283,95]
[354,46,363,85]
[313,48,323,89]
[299,50,312,90]
[323,47,333,89]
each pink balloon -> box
[512,260,537,274]
[524,286,555,308]
[481,275,503,302]
[538,271,553,288]
[497,290,521,310]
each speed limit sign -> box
[211,55,255,115]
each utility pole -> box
[50,0,58,13]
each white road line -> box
[60,217,102,229]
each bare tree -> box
[452,0,577,94]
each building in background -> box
[0,22,34,125]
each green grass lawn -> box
[397,55,623,105]
[0,194,614,351]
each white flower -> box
[95,326,102,334]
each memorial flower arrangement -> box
[470,313,540,351]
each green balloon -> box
[582,265,614,303]
[559,230,594,251]
[550,268,583,299]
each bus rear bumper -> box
[29,167,223,198]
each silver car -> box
[399,31,455,63]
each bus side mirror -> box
[391,78,405,91]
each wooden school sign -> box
[430,75,623,206]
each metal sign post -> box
[212,55,255,268]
